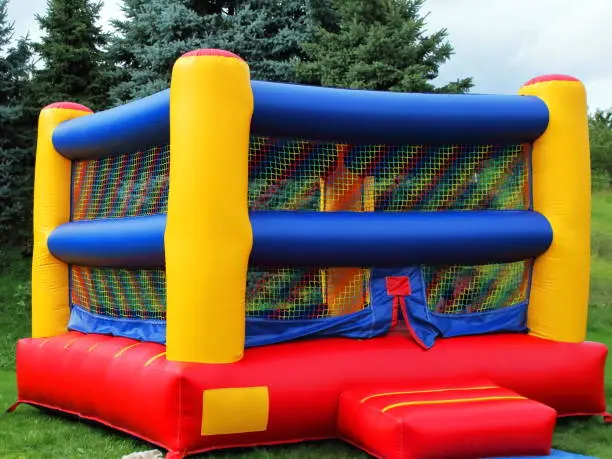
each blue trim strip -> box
[492,451,598,459]
[427,303,528,338]
[69,304,167,343]
[371,267,439,348]
[68,303,391,347]
[48,211,553,268]
[51,81,549,160]
[245,305,390,347]
[371,266,529,349]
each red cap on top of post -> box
[181,48,244,61]
[43,102,93,113]
[522,74,580,87]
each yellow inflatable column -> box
[32,102,93,338]
[166,49,254,363]
[519,75,590,342]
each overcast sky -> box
[8,0,612,111]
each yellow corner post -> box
[519,75,590,342]
[166,49,254,363]
[32,102,93,338]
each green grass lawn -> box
[1,192,612,458]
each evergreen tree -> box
[0,0,36,248]
[211,0,321,83]
[108,0,336,104]
[32,0,111,110]
[188,0,234,15]
[590,108,612,180]
[108,0,206,103]
[297,0,473,93]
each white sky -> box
[8,0,612,110]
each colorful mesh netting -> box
[246,137,531,320]
[71,266,166,320]
[246,268,370,319]
[69,137,532,323]
[71,145,169,221]
[423,261,531,315]
[248,137,530,211]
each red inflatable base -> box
[15,331,608,458]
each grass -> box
[0,246,30,371]
[2,191,612,458]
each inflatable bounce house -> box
[12,49,610,458]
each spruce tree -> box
[108,0,336,104]
[0,0,36,248]
[32,0,111,110]
[590,108,612,178]
[297,0,473,93]
[108,0,206,103]
[188,0,234,15]
[212,0,320,83]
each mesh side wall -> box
[248,137,530,212]
[246,268,369,319]
[71,266,166,321]
[68,137,531,325]
[247,137,531,321]
[423,260,531,315]
[71,145,169,221]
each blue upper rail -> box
[48,211,552,268]
[52,81,550,160]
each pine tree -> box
[32,0,111,110]
[0,0,36,248]
[297,0,473,93]
[212,0,319,83]
[108,0,206,103]
[590,108,612,179]
[188,0,234,15]
[108,0,336,104]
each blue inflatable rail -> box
[52,81,549,160]
[48,211,552,268]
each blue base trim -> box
[368,266,529,349]
[68,303,392,348]
[245,305,390,347]
[429,302,528,338]
[68,304,166,343]
[490,450,597,459]
[370,267,438,348]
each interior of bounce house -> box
[9,48,611,458]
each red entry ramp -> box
[339,380,557,459]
